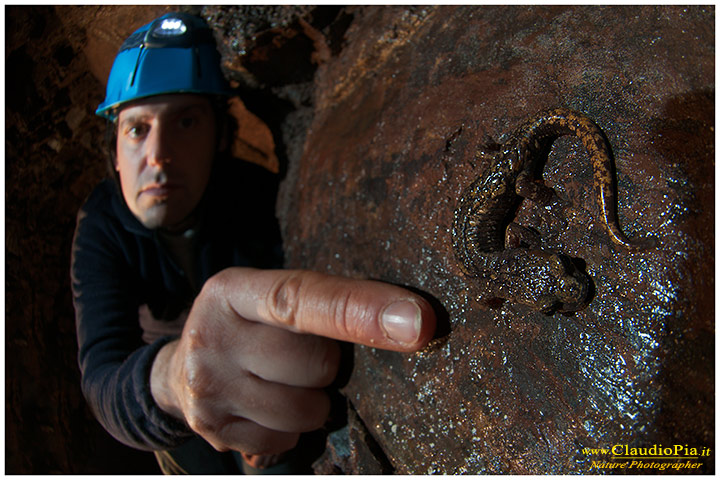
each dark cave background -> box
[6,6,167,473]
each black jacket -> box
[71,158,282,450]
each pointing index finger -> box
[217,268,436,352]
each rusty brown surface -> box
[5,6,165,473]
[275,5,714,474]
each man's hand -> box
[150,268,436,455]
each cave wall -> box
[5,5,714,474]
[5,5,171,473]
[272,5,714,475]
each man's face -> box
[115,94,217,231]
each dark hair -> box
[104,95,236,185]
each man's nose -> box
[145,126,172,167]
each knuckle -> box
[185,407,215,436]
[181,353,219,400]
[266,273,304,327]
[196,270,234,315]
[198,271,225,301]
[184,324,208,351]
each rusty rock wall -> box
[275,5,714,474]
[5,5,171,473]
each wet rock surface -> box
[6,5,713,474]
[275,5,714,474]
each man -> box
[71,12,436,474]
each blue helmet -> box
[96,12,233,120]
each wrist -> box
[150,339,185,422]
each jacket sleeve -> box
[70,188,194,451]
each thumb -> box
[210,268,437,352]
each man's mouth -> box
[140,183,180,197]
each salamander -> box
[451,108,656,313]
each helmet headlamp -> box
[141,13,214,49]
[155,18,187,36]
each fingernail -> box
[381,300,421,345]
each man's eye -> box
[126,125,149,138]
